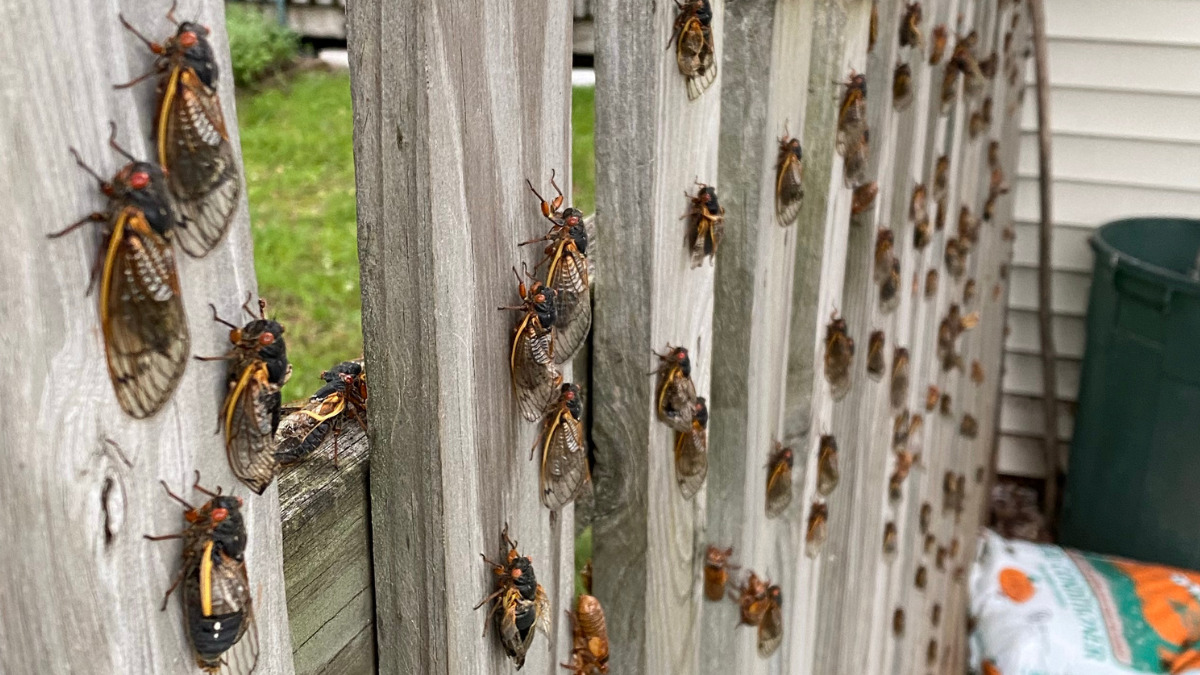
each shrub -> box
[225,4,299,87]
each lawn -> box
[238,72,596,401]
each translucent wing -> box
[222,361,282,494]
[546,243,591,364]
[765,461,793,518]
[100,208,190,418]
[160,68,241,258]
[656,368,696,432]
[757,599,784,658]
[677,20,718,100]
[182,544,259,675]
[274,395,343,466]
[824,332,854,402]
[498,589,537,669]
[540,410,589,510]
[836,88,867,155]
[673,426,708,500]
[510,315,560,422]
[775,150,804,227]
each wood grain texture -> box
[346,0,574,673]
[589,0,722,671]
[0,1,293,673]
[279,424,373,675]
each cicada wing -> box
[656,369,696,432]
[223,362,281,494]
[216,559,260,675]
[764,462,793,518]
[673,428,708,500]
[686,52,717,101]
[274,397,337,466]
[775,152,805,227]
[183,545,259,675]
[511,318,559,422]
[678,19,718,100]
[161,68,240,258]
[534,584,551,636]
[101,208,190,418]
[547,246,592,364]
[757,600,783,658]
[540,411,589,510]
[498,590,536,668]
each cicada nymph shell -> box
[500,265,561,422]
[824,311,855,401]
[899,3,924,49]
[669,0,718,100]
[775,132,805,227]
[563,593,610,674]
[474,524,551,669]
[653,344,698,432]
[805,501,829,559]
[674,396,709,500]
[703,545,736,602]
[817,434,840,496]
[522,172,592,363]
[866,330,886,381]
[893,62,914,112]
[536,383,589,511]
[684,183,725,267]
[117,10,240,257]
[765,441,794,518]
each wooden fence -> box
[2,0,1029,673]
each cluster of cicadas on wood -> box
[701,546,784,658]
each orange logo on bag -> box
[999,568,1035,603]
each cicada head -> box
[530,284,558,329]
[666,346,692,378]
[693,396,709,428]
[208,494,247,560]
[112,161,177,236]
[563,209,589,254]
[169,22,218,88]
[560,382,583,420]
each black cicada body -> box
[685,184,725,267]
[669,0,718,100]
[500,266,562,423]
[118,5,241,257]
[49,125,189,419]
[653,345,698,432]
[536,383,589,511]
[275,360,368,467]
[775,133,805,227]
[474,524,551,670]
[523,173,592,364]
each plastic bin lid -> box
[1091,218,1200,296]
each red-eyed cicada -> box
[757,585,783,658]
[117,5,240,257]
[879,258,901,314]
[653,345,698,432]
[765,441,794,518]
[684,183,725,267]
[522,172,591,363]
[824,311,855,400]
[669,0,718,100]
[535,383,589,511]
[890,347,910,410]
[953,31,986,101]
[775,131,805,226]
[674,396,709,500]
[837,72,870,186]
[145,474,258,674]
[49,125,189,419]
[196,298,289,494]
[893,62,914,112]
[500,265,561,422]
[944,237,966,279]
[817,434,840,496]
[275,360,367,468]
[899,3,924,49]
[874,227,895,284]
[474,524,550,670]
[866,330,886,381]
[806,501,829,558]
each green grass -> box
[571,86,596,215]
[238,71,360,401]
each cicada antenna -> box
[208,303,240,330]
[68,148,107,186]
[106,122,137,163]
[165,0,181,25]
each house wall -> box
[999,0,1200,477]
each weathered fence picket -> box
[0,2,293,673]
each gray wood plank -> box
[0,1,293,673]
[346,0,575,673]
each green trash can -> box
[1060,218,1200,570]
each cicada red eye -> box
[211,507,228,523]
[258,332,275,346]
[179,31,198,48]
[129,171,150,189]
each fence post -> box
[345,0,574,673]
[0,2,293,673]
[589,0,723,671]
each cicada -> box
[915,565,928,590]
[900,3,924,49]
[851,181,879,216]
[500,265,561,422]
[757,585,783,658]
[522,172,591,363]
[674,396,709,500]
[892,63,914,112]
[50,125,189,419]
[926,639,938,665]
[911,184,930,249]
[964,278,978,305]
[775,132,805,226]
[734,572,770,626]
[882,522,898,558]
[817,434,840,496]
[925,268,939,298]
[929,24,948,65]
[765,442,794,518]
[932,155,949,202]
[960,413,978,439]
[925,385,940,411]
[474,524,550,670]
[935,196,947,231]
[988,141,1001,169]
[944,237,966,279]
[145,475,258,674]
[703,545,736,602]
[950,536,961,558]
[958,206,980,247]
[979,51,999,80]
[953,31,986,100]
[198,298,289,494]
[924,533,936,553]
[890,347,909,409]
[969,107,987,139]
[954,474,967,515]
[919,502,932,534]
[275,360,367,467]
[824,311,855,400]
[868,0,879,53]
[935,546,948,572]
[684,183,725,267]
[866,330,886,381]
[844,128,870,188]
[940,393,953,416]
[939,58,959,113]
[889,450,916,502]
[563,593,609,674]
[892,409,910,452]
[653,345,697,432]
[879,258,900,314]
[669,0,718,100]
[117,6,240,257]
[837,71,868,154]
[805,501,829,559]
[908,414,925,457]
[874,227,895,284]
[893,608,906,636]
[533,383,589,510]
[931,602,942,626]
